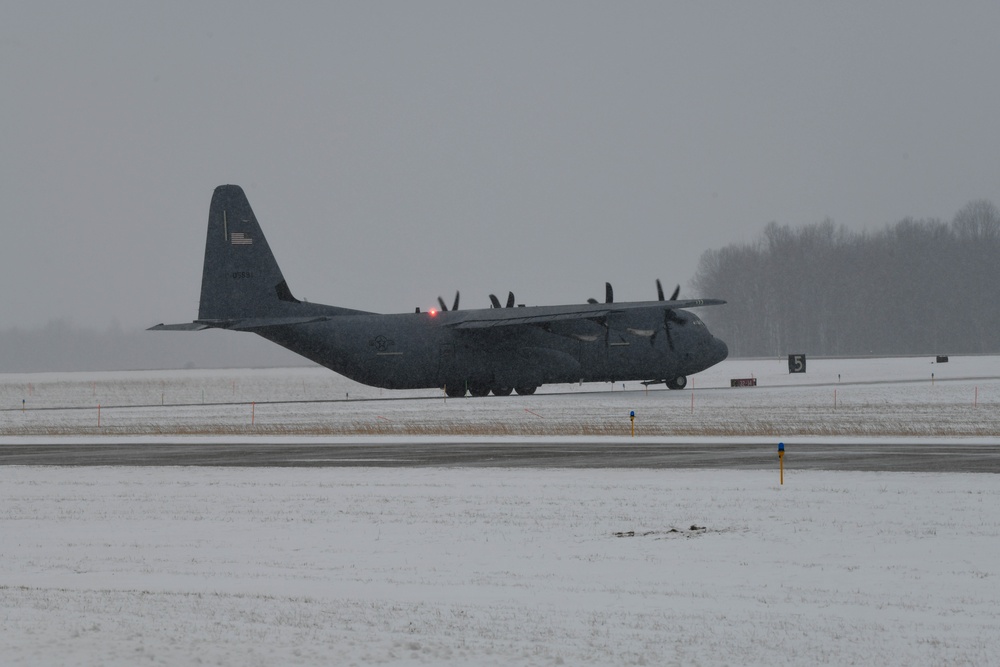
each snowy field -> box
[1,355,998,437]
[2,356,999,665]
[3,467,1000,666]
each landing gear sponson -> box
[444,384,538,397]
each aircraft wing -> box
[447,299,725,330]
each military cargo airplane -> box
[151,185,728,396]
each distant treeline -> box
[692,200,1000,358]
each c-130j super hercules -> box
[151,185,729,397]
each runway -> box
[2,440,998,472]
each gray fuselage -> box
[255,303,728,391]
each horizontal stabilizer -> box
[148,322,212,331]
[148,316,330,332]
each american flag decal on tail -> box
[230,232,253,245]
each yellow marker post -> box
[630,410,635,437]
[778,442,785,485]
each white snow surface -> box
[2,356,1000,665]
[3,467,1000,666]
[2,354,999,437]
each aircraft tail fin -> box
[197,185,303,321]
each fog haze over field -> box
[3,3,999,369]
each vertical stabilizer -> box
[198,185,300,321]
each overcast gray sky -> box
[3,2,998,331]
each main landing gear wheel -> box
[514,385,537,396]
[444,385,467,398]
[468,383,491,397]
[491,386,513,396]
[666,376,687,390]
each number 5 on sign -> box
[788,354,806,374]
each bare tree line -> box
[691,200,1000,358]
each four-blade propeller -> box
[489,292,516,308]
[589,280,687,350]
[588,282,616,304]
[437,291,460,312]
[656,278,681,302]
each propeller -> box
[656,278,681,301]
[656,279,681,301]
[653,281,684,349]
[437,291,460,312]
[661,309,681,350]
[489,291,516,308]
[588,282,614,304]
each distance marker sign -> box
[788,354,806,373]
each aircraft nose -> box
[712,337,729,363]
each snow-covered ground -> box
[3,467,999,666]
[1,356,999,665]
[1,355,998,437]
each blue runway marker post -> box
[778,442,785,485]
[630,410,635,437]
